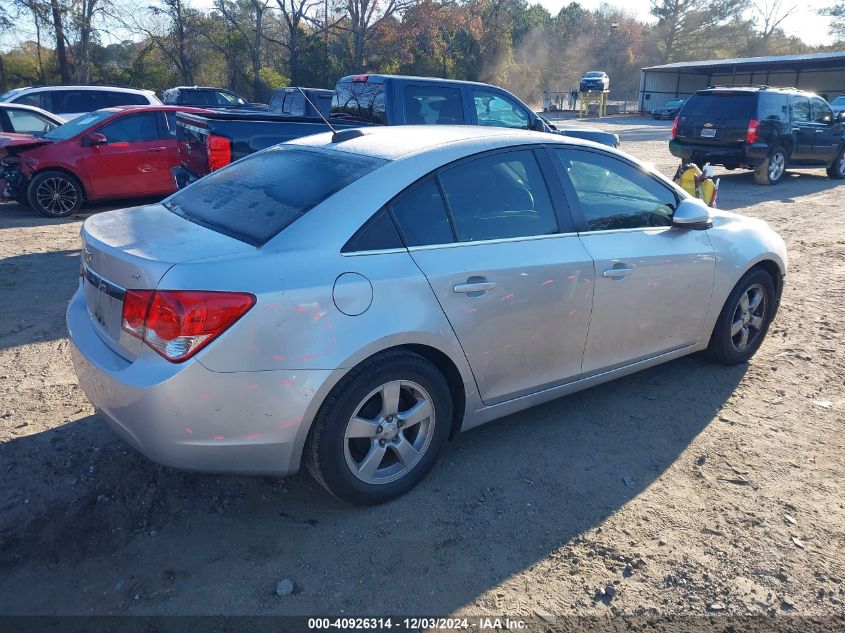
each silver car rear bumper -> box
[67,285,330,476]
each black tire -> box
[753,147,787,185]
[705,268,777,365]
[826,147,845,179]
[26,170,84,218]
[304,351,453,505]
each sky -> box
[545,0,839,47]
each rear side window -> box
[682,93,755,118]
[164,147,386,246]
[403,85,464,125]
[758,93,788,122]
[792,96,810,122]
[269,91,285,111]
[100,91,149,107]
[390,179,453,247]
[180,90,215,106]
[13,92,52,111]
[342,208,403,253]
[331,81,386,125]
[439,150,557,242]
[57,90,106,113]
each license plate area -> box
[700,128,717,138]
[83,265,125,340]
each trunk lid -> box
[80,203,254,360]
[676,91,756,149]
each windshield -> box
[44,111,113,140]
[585,72,604,78]
[163,146,387,246]
[664,99,684,107]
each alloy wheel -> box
[730,283,767,352]
[343,380,435,485]
[35,177,78,216]
[768,152,785,181]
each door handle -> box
[453,280,496,294]
[147,146,167,152]
[814,129,824,134]
[602,265,633,279]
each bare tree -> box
[49,0,71,82]
[756,0,796,39]
[343,0,417,73]
[274,0,323,84]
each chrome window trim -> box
[576,226,676,236]
[341,247,408,257]
[406,231,579,253]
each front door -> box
[389,148,594,405]
[550,147,716,375]
[81,111,170,198]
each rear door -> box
[676,91,755,150]
[809,97,841,163]
[791,95,814,160]
[550,147,715,374]
[395,147,594,405]
[81,111,170,198]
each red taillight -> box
[206,134,231,172]
[671,116,679,139]
[121,290,153,339]
[121,290,255,362]
[745,119,759,144]
[350,74,369,82]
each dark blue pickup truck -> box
[173,75,620,186]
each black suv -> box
[669,87,845,185]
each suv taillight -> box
[745,119,759,144]
[121,290,255,362]
[207,134,232,171]
[671,116,679,139]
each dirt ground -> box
[0,117,843,623]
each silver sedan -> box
[68,126,787,504]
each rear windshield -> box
[163,146,387,246]
[682,93,755,118]
[331,81,386,125]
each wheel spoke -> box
[391,438,420,468]
[357,442,387,479]
[397,398,432,429]
[730,319,744,337]
[749,315,764,330]
[739,292,750,312]
[346,416,380,439]
[380,381,401,417]
[748,289,763,312]
[738,326,749,349]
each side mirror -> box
[836,111,845,123]
[672,198,712,230]
[532,117,548,132]
[82,132,108,147]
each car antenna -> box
[296,87,338,137]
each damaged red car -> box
[0,105,207,217]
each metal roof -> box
[643,51,845,72]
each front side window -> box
[390,178,453,247]
[98,112,162,142]
[792,96,810,123]
[58,90,105,113]
[554,149,676,232]
[164,146,386,246]
[473,91,530,129]
[216,91,243,106]
[403,85,464,125]
[6,109,58,135]
[438,149,558,242]
[811,98,833,124]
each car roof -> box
[10,85,155,95]
[336,74,508,91]
[0,102,61,115]
[286,125,593,161]
[101,105,209,113]
[697,86,816,97]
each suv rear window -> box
[682,92,755,118]
[331,81,386,125]
[163,146,386,246]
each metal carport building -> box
[639,51,845,112]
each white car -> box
[68,126,787,504]
[0,86,160,121]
